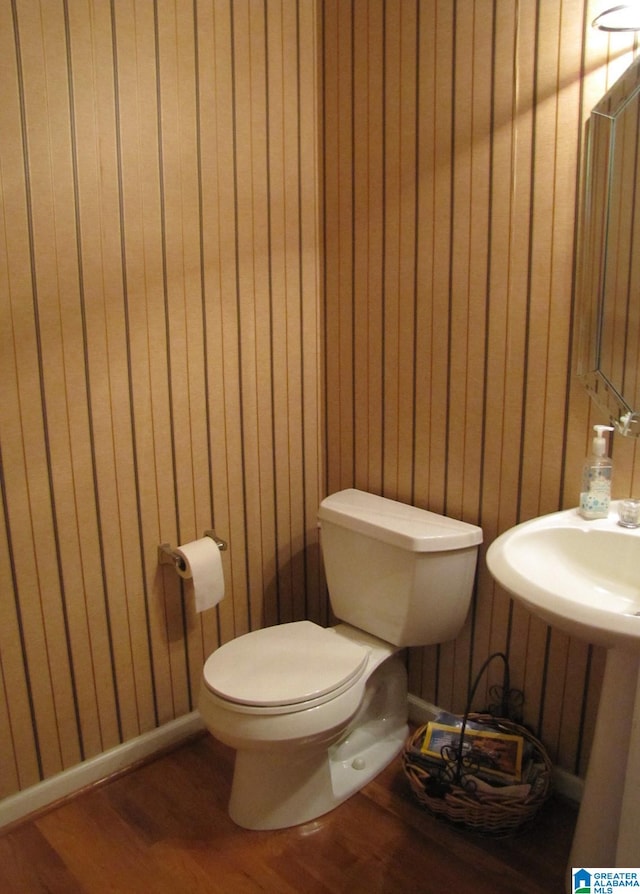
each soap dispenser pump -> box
[579,424,614,520]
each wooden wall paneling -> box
[0,85,29,789]
[563,383,591,507]
[266,0,291,624]
[576,643,605,777]
[286,1,312,626]
[0,656,19,799]
[336,0,355,497]
[320,0,337,496]
[216,0,248,639]
[534,4,588,759]
[70,0,153,744]
[520,7,566,521]
[266,0,300,625]
[112,0,180,727]
[6,0,640,804]
[614,437,640,504]
[352,0,383,496]
[0,476,40,793]
[486,2,538,715]
[0,1,59,787]
[298,0,325,626]
[410,0,435,512]
[517,3,577,743]
[446,4,485,524]
[251,0,279,630]
[196,0,243,648]
[556,637,591,772]
[470,0,518,711]
[626,438,640,498]
[0,0,325,801]
[64,0,132,755]
[121,0,192,722]
[320,0,639,771]
[380,0,401,497]
[387,3,418,501]
[232,1,273,631]
[157,0,212,707]
[323,0,355,495]
[12,0,88,775]
[423,2,454,518]
[397,4,421,505]
[514,3,565,737]
[156,1,198,543]
[440,3,494,714]
[538,629,568,764]
[379,1,403,500]
[412,1,456,706]
[563,6,601,511]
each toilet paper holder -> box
[158,531,227,574]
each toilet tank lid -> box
[318,489,483,552]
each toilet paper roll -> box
[175,537,225,613]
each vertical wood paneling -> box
[197,0,244,649]
[64,0,125,757]
[112,0,181,727]
[0,0,54,791]
[8,0,84,777]
[2,0,640,805]
[323,0,355,496]
[352,0,383,496]
[323,0,639,778]
[298,0,324,626]
[0,0,322,798]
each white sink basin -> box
[486,504,640,649]
[486,502,640,883]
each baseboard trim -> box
[0,711,206,831]
[0,696,582,832]
[407,694,583,804]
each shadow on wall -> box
[261,542,327,629]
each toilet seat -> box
[202,621,369,713]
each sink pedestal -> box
[484,506,640,891]
[568,646,640,885]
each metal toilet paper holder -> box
[158,531,227,575]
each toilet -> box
[198,488,482,830]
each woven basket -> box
[403,713,552,835]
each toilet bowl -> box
[198,489,483,830]
[199,622,408,829]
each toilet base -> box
[227,656,408,830]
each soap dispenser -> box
[579,424,614,520]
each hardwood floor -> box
[0,732,577,893]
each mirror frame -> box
[577,55,640,436]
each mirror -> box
[577,55,640,436]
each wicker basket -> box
[403,713,553,835]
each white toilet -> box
[198,488,482,830]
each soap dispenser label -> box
[580,468,611,518]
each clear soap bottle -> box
[579,425,614,520]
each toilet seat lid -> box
[203,621,369,707]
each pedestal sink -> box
[486,504,640,883]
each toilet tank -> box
[317,489,483,648]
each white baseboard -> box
[407,694,583,804]
[0,695,583,832]
[0,711,206,831]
